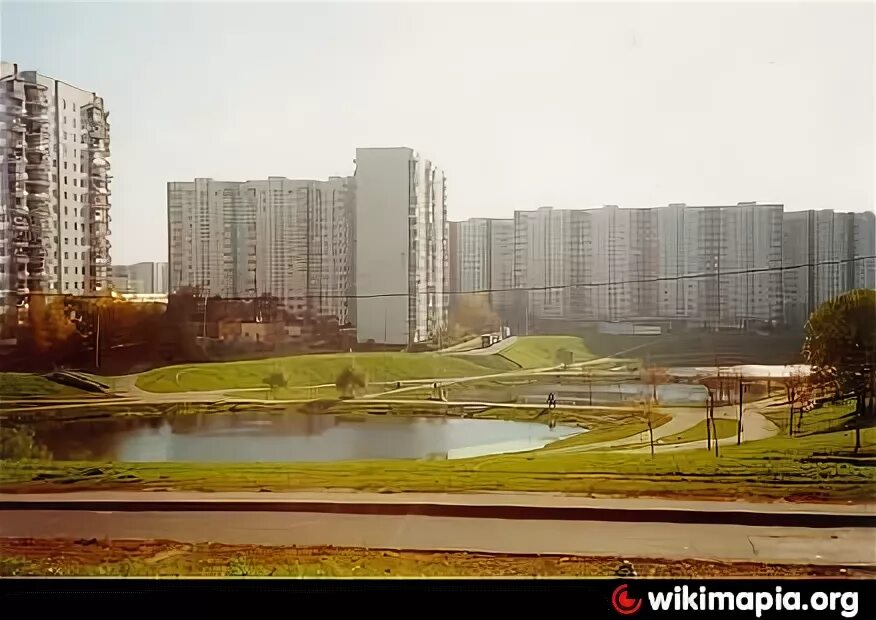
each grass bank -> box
[659,419,738,445]
[132,336,595,394]
[0,373,85,399]
[135,352,512,393]
[3,404,872,502]
[0,538,866,578]
[498,336,593,367]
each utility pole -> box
[737,374,744,445]
[202,294,208,338]
[94,306,101,369]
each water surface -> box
[25,411,583,463]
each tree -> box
[804,289,876,452]
[449,293,500,335]
[0,427,50,460]
[264,371,288,399]
[782,369,807,437]
[641,366,668,404]
[336,366,367,399]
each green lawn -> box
[659,419,738,445]
[133,336,595,394]
[0,373,84,399]
[3,404,871,502]
[135,352,516,393]
[499,336,594,368]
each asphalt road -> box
[1,510,872,566]
[1,492,873,566]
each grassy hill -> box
[499,336,593,368]
[134,336,595,393]
[134,352,515,393]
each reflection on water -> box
[24,412,582,463]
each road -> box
[1,492,873,566]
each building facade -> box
[782,209,875,326]
[110,261,168,294]
[448,217,514,324]
[354,147,447,345]
[167,176,355,324]
[1,62,111,336]
[449,202,874,332]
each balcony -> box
[11,215,29,232]
[13,250,29,265]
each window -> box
[64,162,68,170]
[64,237,68,245]
[63,99,66,110]
[73,118,76,128]
[63,116,67,126]
[63,131,67,140]
[74,267,78,275]
[74,238,78,246]
[64,176,68,185]
[74,208,78,217]
[64,192,68,199]
[72,102,76,111]
[64,267,68,274]
[64,222,68,230]
[73,163,77,172]
[74,222,78,231]
[64,206,68,215]
[65,282,69,290]
[73,179,77,187]
[74,252,78,259]
[64,251,69,259]
[73,194,78,202]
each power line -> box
[10,254,876,301]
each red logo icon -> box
[612,584,643,615]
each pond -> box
[19,411,584,463]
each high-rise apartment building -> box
[110,261,168,294]
[586,205,658,321]
[449,217,514,323]
[354,147,447,345]
[1,62,111,336]
[782,209,875,326]
[513,207,574,325]
[454,202,804,331]
[167,176,355,323]
[680,202,784,329]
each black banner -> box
[1,578,872,617]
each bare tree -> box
[783,369,807,437]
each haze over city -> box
[1,1,872,265]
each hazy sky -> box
[2,1,873,263]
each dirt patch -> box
[0,538,871,578]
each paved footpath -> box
[1,491,873,566]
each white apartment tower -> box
[167,176,355,324]
[782,209,875,326]
[354,147,447,345]
[1,62,111,336]
[449,217,515,323]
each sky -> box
[1,1,873,264]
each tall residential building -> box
[782,209,875,326]
[110,261,168,294]
[586,205,658,321]
[679,202,784,329]
[513,207,574,326]
[354,147,447,345]
[448,217,514,323]
[167,176,355,324]
[1,62,111,336]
